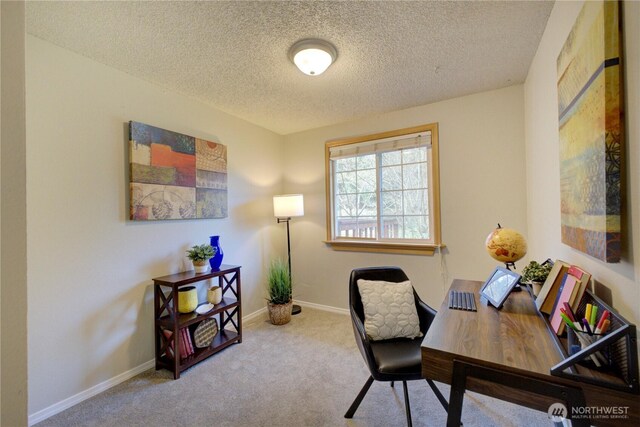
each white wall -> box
[26,36,284,416]
[283,85,527,309]
[524,0,639,325]
[1,2,29,425]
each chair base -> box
[427,378,449,412]
[344,376,374,419]
[402,380,412,427]
[345,376,449,427]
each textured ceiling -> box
[26,1,554,135]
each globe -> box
[485,225,527,265]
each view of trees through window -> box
[333,146,430,240]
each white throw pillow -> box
[357,279,422,341]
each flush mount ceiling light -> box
[288,38,337,76]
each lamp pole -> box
[277,216,301,315]
[277,217,292,284]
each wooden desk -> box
[421,279,639,426]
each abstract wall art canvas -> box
[129,121,228,220]
[557,0,624,263]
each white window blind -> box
[328,131,431,160]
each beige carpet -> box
[36,308,550,426]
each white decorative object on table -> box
[207,286,222,305]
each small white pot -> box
[207,286,223,304]
[193,260,209,273]
[531,281,543,297]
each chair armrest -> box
[350,307,377,371]
[416,299,437,333]
[351,306,369,345]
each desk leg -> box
[447,360,467,427]
[448,359,590,427]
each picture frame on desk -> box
[479,266,521,309]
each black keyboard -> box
[448,290,477,312]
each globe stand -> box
[504,262,516,271]
[504,262,522,291]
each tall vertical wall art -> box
[557,0,624,263]
[129,121,228,220]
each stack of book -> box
[162,327,195,360]
[535,260,592,335]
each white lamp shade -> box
[273,194,304,218]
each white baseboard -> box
[28,359,155,426]
[294,299,349,316]
[243,301,348,320]
[28,303,346,425]
[242,306,268,324]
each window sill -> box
[324,240,445,255]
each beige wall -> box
[26,36,284,417]
[1,2,29,426]
[24,37,529,420]
[283,85,527,310]
[524,0,639,325]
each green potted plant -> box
[266,259,292,325]
[186,244,216,273]
[521,260,553,296]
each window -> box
[324,123,442,255]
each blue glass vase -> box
[209,235,224,269]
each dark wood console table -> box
[421,279,639,426]
[153,265,241,379]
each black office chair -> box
[345,267,449,427]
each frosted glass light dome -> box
[289,39,337,76]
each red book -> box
[181,328,194,356]
[567,265,591,312]
[187,328,195,355]
[181,329,190,359]
[567,265,583,278]
[180,328,189,358]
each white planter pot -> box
[531,281,543,297]
[193,260,209,273]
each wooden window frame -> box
[324,123,443,255]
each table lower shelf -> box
[156,329,240,378]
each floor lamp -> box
[273,194,304,315]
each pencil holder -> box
[551,289,638,393]
[567,328,611,368]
